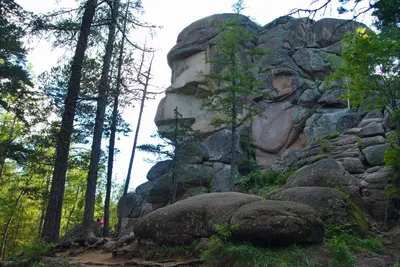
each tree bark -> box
[104,0,126,237]
[38,175,50,238]
[0,116,17,183]
[230,54,237,190]
[171,108,179,204]
[83,0,118,228]
[41,0,98,243]
[123,51,154,196]
[0,190,24,259]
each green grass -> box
[325,224,384,254]
[330,236,357,267]
[236,169,295,195]
[201,238,317,267]
[145,241,199,260]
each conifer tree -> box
[200,0,268,187]
[138,107,203,203]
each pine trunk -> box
[41,0,98,243]
[83,0,118,228]
[123,52,154,196]
[104,0,126,237]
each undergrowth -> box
[236,161,295,196]
[326,224,384,267]
[145,241,199,260]
[201,224,317,267]
[6,239,53,262]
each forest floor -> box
[62,250,203,267]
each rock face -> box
[119,14,398,233]
[283,157,357,189]
[133,192,324,246]
[157,14,364,156]
[269,187,367,231]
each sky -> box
[17,0,371,191]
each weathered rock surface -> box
[362,144,390,167]
[230,200,324,245]
[156,14,364,169]
[269,187,364,227]
[133,192,324,246]
[284,157,357,189]
[146,160,172,181]
[119,14,399,231]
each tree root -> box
[110,233,135,250]
[74,259,203,267]
[70,238,106,256]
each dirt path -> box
[63,250,203,267]
[66,250,129,266]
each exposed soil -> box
[62,250,203,267]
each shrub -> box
[330,236,356,267]
[236,168,295,195]
[146,241,199,260]
[201,224,317,267]
[328,131,340,139]
[325,223,384,265]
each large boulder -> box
[269,187,368,233]
[146,160,172,181]
[202,128,243,163]
[133,192,263,245]
[230,200,324,245]
[133,192,324,246]
[304,109,360,141]
[118,192,153,219]
[362,144,390,167]
[284,157,357,189]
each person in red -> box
[97,217,104,228]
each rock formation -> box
[118,14,399,240]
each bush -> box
[146,241,199,260]
[236,168,295,195]
[325,224,384,267]
[325,224,384,254]
[330,236,356,267]
[201,224,317,267]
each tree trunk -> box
[123,51,154,196]
[83,0,118,228]
[230,55,237,190]
[38,175,51,238]
[104,0,126,237]
[0,190,24,259]
[10,209,22,256]
[41,0,98,243]
[0,117,17,183]
[66,186,81,231]
[171,108,179,204]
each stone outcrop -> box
[156,14,364,158]
[269,187,368,233]
[133,192,324,246]
[118,14,398,234]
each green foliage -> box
[327,26,400,116]
[325,224,384,255]
[138,107,203,202]
[199,13,269,129]
[328,131,340,139]
[213,223,240,242]
[236,168,295,195]
[201,224,316,267]
[6,239,53,263]
[147,241,199,260]
[330,236,356,267]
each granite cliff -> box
[118,14,399,246]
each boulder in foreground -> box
[133,192,324,246]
